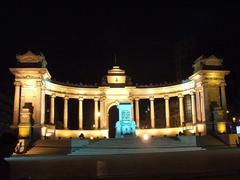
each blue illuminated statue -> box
[115,103,136,138]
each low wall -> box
[217,134,240,146]
[136,127,186,137]
[55,129,108,138]
[55,126,198,139]
[178,136,197,146]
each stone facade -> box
[10,52,230,139]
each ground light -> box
[142,134,151,142]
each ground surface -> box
[7,148,240,180]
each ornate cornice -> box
[16,51,45,63]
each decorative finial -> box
[114,53,117,65]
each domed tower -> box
[102,66,132,86]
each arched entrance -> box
[108,105,119,138]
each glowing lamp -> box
[142,134,150,142]
[90,136,94,140]
[217,122,226,134]
[233,117,236,122]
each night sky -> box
[0,1,240,116]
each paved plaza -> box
[7,148,240,179]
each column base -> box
[18,123,32,139]
[196,123,207,136]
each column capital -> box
[41,86,45,91]
[149,96,154,101]
[100,96,106,101]
[195,87,201,92]
[200,82,208,88]
[135,97,140,101]
[36,81,43,87]
[220,82,226,87]
[51,93,56,98]
[128,96,133,101]
[178,94,184,98]
[64,96,69,100]
[94,97,99,101]
[164,95,169,100]
[78,96,84,101]
[14,81,21,87]
[190,91,195,96]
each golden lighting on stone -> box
[217,122,227,134]
[10,52,231,140]
[41,126,47,136]
[55,129,108,138]
[136,127,189,137]
[196,123,206,135]
[107,66,126,84]
[18,125,31,138]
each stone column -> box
[150,97,155,128]
[36,81,42,124]
[200,88,206,122]
[131,102,134,120]
[178,94,184,126]
[100,96,106,129]
[63,96,69,129]
[40,86,45,125]
[50,94,56,125]
[78,97,83,129]
[164,96,170,128]
[220,83,227,113]
[135,98,140,128]
[195,90,202,122]
[94,97,99,129]
[129,96,135,120]
[190,92,197,124]
[13,81,21,126]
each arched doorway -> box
[108,105,119,138]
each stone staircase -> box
[196,135,226,148]
[87,137,193,148]
[26,139,71,155]
[69,136,204,155]
[25,136,206,156]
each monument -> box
[9,51,230,141]
[115,103,136,138]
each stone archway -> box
[108,105,119,138]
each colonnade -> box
[47,92,198,130]
[49,95,105,130]
[12,83,228,130]
[134,93,197,129]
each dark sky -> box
[1,1,240,114]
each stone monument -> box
[115,103,136,138]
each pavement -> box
[7,148,240,180]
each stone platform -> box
[69,136,204,155]
[22,136,221,156]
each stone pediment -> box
[16,51,45,63]
[204,55,223,66]
[193,55,223,72]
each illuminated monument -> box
[10,51,230,140]
[116,103,136,138]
